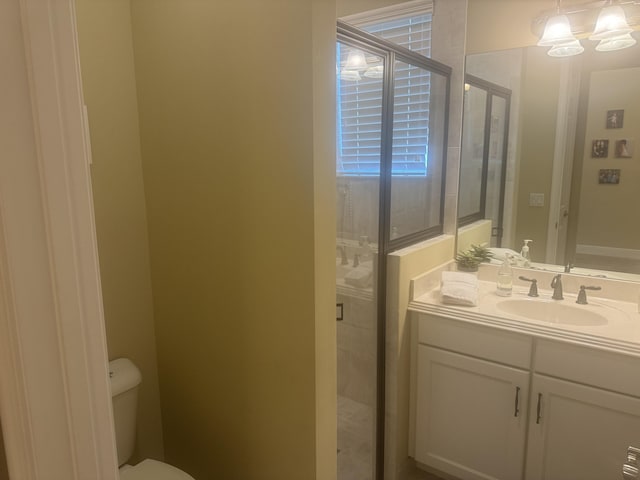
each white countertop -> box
[409,270,640,357]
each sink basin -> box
[496,299,608,326]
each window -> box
[337,4,432,177]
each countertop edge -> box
[408,299,640,358]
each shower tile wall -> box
[337,294,376,405]
[337,177,440,242]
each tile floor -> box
[338,395,374,480]
[337,395,447,480]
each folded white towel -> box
[441,271,479,306]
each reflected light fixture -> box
[535,0,639,56]
[538,13,579,46]
[364,65,384,79]
[595,32,637,51]
[340,69,361,81]
[537,0,583,57]
[345,49,367,69]
[589,5,633,40]
[340,48,367,82]
[547,39,585,56]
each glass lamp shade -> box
[547,39,585,57]
[595,33,637,51]
[589,5,632,40]
[345,50,367,70]
[340,69,361,81]
[538,15,578,46]
[364,65,384,79]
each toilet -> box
[109,358,195,480]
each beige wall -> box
[338,0,408,18]
[514,47,562,263]
[129,1,336,478]
[76,0,164,463]
[576,67,640,251]
[465,0,584,54]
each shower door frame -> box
[337,21,451,480]
[458,74,511,247]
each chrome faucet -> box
[551,274,563,300]
[576,285,602,305]
[518,276,539,297]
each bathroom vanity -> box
[408,263,640,480]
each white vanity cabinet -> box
[525,340,640,480]
[415,346,529,480]
[414,316,532,480]
[525,374,640,480]
[413,313,640,480]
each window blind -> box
[337,12,432,177]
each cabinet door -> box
[415,346,529,480]
[526,374,640,480]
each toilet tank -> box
[109,358,142,466]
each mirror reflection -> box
[459,45,640,280]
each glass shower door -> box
[459,75,511,247]
[335,41,384,480]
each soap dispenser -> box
[497,254,513,297]
[520,239,532,267]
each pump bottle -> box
[520,239,532,267]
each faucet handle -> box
[551,274,564,300]
[518,276,539,297]
[576,285,602,305]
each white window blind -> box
[337,9,432,177]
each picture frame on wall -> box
[606,109,624,129]
[592,139,609,158]
[615,139,633,158]
[599,169,621,184]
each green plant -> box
[469,243,493,263]
[455,244,493,271]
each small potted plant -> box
[455,244,493,272]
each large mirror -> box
[459,42,640,280]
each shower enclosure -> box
[335,21,451,480]
[458,75,511,247]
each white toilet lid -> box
[119,459,195,480]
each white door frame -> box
[545,60,580,265]
[0,0,118,478]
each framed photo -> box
[606,109,624,129]
[615,139,633,158]
[598,169,620,184]
[591,139,609,158]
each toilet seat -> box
[119,459,195,480]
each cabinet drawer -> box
[535,339,640,397]
[417,314,532,369]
